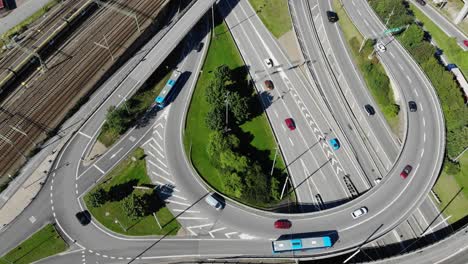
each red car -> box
[264,80,274,90]
[463,40,468,48]
[400,165,413,179]
[285,118,296,130]
[274,219,292,229]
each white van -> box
[205,193,223,210]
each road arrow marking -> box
[225,232,238,238]
[208,227,227,238]
[336,167,344,175]
[239,233,256,240]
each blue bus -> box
[155,70,181,108]
[272,236,332,253]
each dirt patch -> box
[277,30,303,63]
[83,140,107,166]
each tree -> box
[270,176,281,201]
[214,64,231,85]
[122,193,145,219]
[219,150,249,173]
[243,162,270,203]
[400,25,425,49]
[205,80,225,108]
[88,188,107,207]
[205,106,225,131]
[230,92,250,124]
[225,172,244,198]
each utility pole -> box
[270,146,278,176]
[358,37,368,53]
[0,133,26,160]
[94,35,114,62]
[211,5,215,37]
[9,125,36,147]
[224,91,230,132]
[385,6,395,27]
[117,94,130,114]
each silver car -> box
[352,207,368,219]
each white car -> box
[264,58,273,68]
[376,42,386,52]
[351,207,368,219]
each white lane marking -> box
[154,130,163,140]
[209,227,227,238]
[146,150,156,158]
[310,3,318,10]
[186,223,213,236]
[178,217,208,220]
[423,133,426,143]
[225,231,238,238]
[172,209,199,213]
[392,230,402,243]
[161,191,186,201]
[434,244,468,264]
[398,63,404,70]
[423,117,426,127]
[364,19,369,26]
[389,51,395,58]
[165,199,190,206]
[288,137,294,146]
[420,103,424,112]
[274,110,278,118]
[147,160,170,175]
[151,171,174,184]
[414,89,419,97]
[420,149,424,158]
[110,148,123,159]
[128,136,136,142]
[406,75,412,83]
[78,131,92,139]
[157,158,168,168]
[152,140,164,152]
[93,164,105,174]
[428,215,452,233]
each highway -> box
[0,0,454,262]
[290,0,449,257]
[409,0,468,45]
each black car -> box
[76,210,91,226]
[408,101,417,112]
[416,0,426,6]
[326,11,338,23]
[197,42,204,52]
[364,104,375,116]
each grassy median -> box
[248,0,292,38]
[0,224,68,264]
[332,0,400,134]
[409,3,468,78]
[432,152,468,224]
[184,13,287,208]
[84,148,180,236]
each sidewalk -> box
[0,0,52,35]
[0,151,58,229]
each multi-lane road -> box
[0,0,464,263]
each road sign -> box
[384,27,403,34]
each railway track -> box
[0,0,170,180]
[0,0,94,91]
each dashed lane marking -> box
[172,209,199,213]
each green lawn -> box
[0,224,68,264]
[84,148,180,236]
[248,0,292,38]
[1,0,60,40]
[432,152,468,224]
[184,15,286,207]
[332,0,400,135]
[409,3,468,78]
[98,71,172,147]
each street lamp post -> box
[117,94,130,114]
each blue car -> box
[329,138,340,150]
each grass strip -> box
[248,0,292,38]
[84,148,180,236]
[409,3,468,78]
[184,14,286,208]
[332,0,400,134]
[0,224,68,264]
